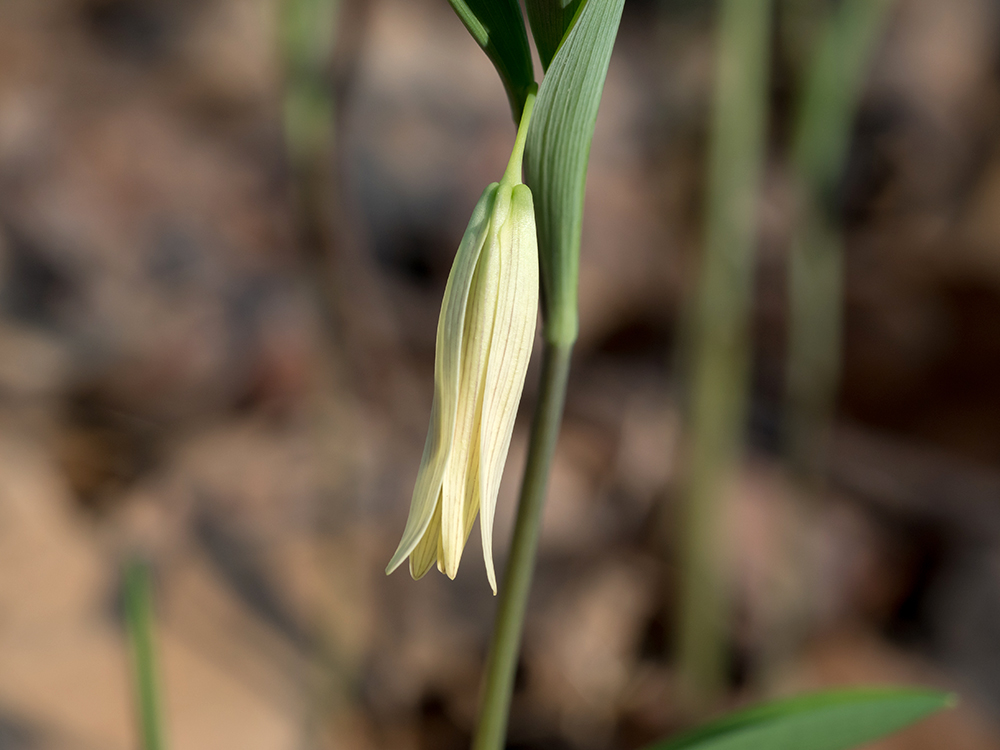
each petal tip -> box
[385,552,406,576]
[486,561,498,595]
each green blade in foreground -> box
[124,559,168,750]
[446,0,535,120]
[645,688,953,750]
[524,0,625,346]
[524,0,584,72]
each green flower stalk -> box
[386,89,539,594]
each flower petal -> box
[386,183,499,576]
[479,184,539,593]
[409,494,443,579]
[437,186,516,577]
[439,237,499,577]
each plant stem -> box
[472,341,573,750]
[759,0,894,688]
[124,558,167,750]
[785,0,894,482]
[281,0,339,172]
[503,85,538,185]
[676,0,773,706]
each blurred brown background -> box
[3,0,1000,748]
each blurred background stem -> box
[472,342,573,750]
[280,0,342,340]
[280,4,360,746]
[281,0,338,174]
[124,558,166,750]
[751,0,896,690]
[784,0,895,483]
[675,0,773,706]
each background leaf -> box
[446,0,535,120]
[524,0,625,345]
[645,688,952,750]
[525,0,584,72]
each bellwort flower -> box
[386,93,539,594]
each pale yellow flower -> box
[385,177,539,593]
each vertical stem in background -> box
[281,0,339,174]
[759,0,893,687]
[676,0,773,705]
[785,0,894,482]
[785,220,842,482]
[280,0,342,339]
[124,559,166,750]
[472,342,573,750]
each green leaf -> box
[446,0,535,120]
[524,0,625,346]
[645,688,953,750]
[525,0,584,72]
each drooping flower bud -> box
[385,173,539,594]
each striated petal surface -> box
[478,184,539,593]
[439,234,499,577]
[410,495,443,579]
[386,183,499,575]
[439,185,514,578]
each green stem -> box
[280,0,339,171]
[502,84,538,185]
[784,0,894,482]
[124,559,167,750]
[472,341,573,750]
[676,0,773,706]
[762,0,894,688]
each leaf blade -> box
[646,688,953,750]
[447,0,535,120]
[524,0,584,72]
[524,0,625,346]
